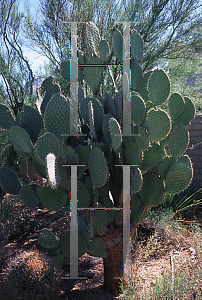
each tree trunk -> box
[102,223,130,295]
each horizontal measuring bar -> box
[114,134,140,136]
[61,134,87,136]
[63,21,138,23]
[115,165,139,166]
[76,208,123,210]
[61,165,87,166]
[77,64,127,66]
[61,164,139,167]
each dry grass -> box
[118,210,202,300]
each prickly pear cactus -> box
[0,22,196,295]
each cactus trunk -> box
[102,223,124,294]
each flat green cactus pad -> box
[169,123,189,158]
[35,132,60,166]
[20,184,39,208]
[130,194,144,225]
[88,147,108,188]
[60,60,70,82]
[10,126,33,158]
[0,167,21,195]
[99,39,110,61]
[60,232,88,260]
[38,228,59,249]
[85,22,101,56]
[140,172,165,208]
[131,59,143,90]
[0,104,16,129]
[104,92,116,118]
[131,92,145,125]
[124,142,143,166]
[130,29,143,61]
[83,56,103,93]
[111,26,123,61]
[88,237,108,257]
[141,147,161,171]
[36,186,68,210]
[158,156,175,180]
[91,202,108,236]
[130,166,143,194]
[137,71,152,102]
[148,68,171,106]
[109,117,122,151]
[44,93,70,142]
[165,155,193,194]
[80,97,104,132]
[146,108,171,142]
[173,96,195,126]
[168,93,185,120]
[38,76,61,115]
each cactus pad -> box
[85,22,101,56]
[99,39,110,61]
[60,60,70,82]
[131,92,145,125]
[111,26,123,61]
[88,147,108,188]
[98,196,115,224]
[148,68,171,106]
[140,172,165,208]
[60,232,88,260]
[165,155,193,194]
[20,184,40,208]
[130,194,144,225]
[130,166,143,194]
[109,117,122,151]
[91,202,108,236]
[37,76,61,115]
[78,215,90,245]
[168,93,185,120]
[173,96,195,126]
[44,93,70,142]
[114,92,123,125]
[137,71,152,102]
[0,104,16,129]
[88,237,108,257]
[146,108,171,142]
[130,29,143,61]
[141,147,161,171]
[83,56,103,93]
[35,132,60,166]
[38,228,59,249]
[169,123,189,158]
[10,126,33,158]
[0,167,21,195]
[124,142,143,166]
[80,97,104,132]
[36,186,68,210]
[131,59,143,90]
[104,92,116,118]
[158,156,175,180]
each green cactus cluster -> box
[0,22,196,284]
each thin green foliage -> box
[153,181,202,219]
